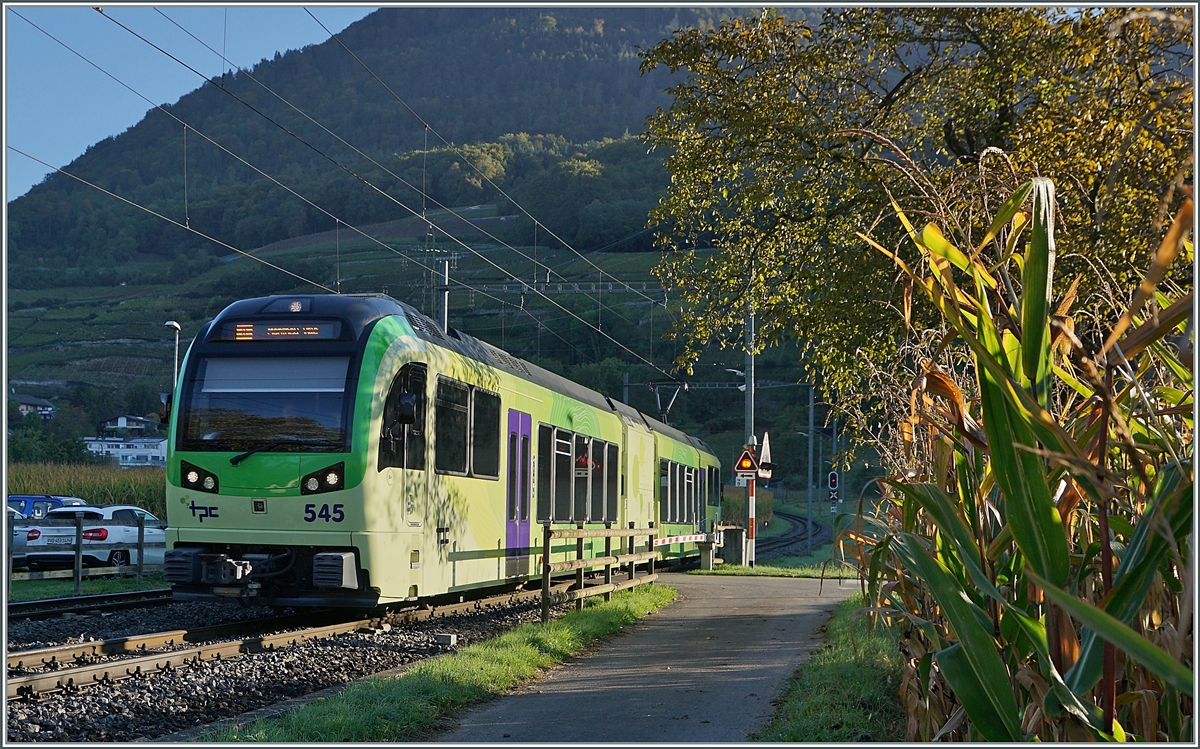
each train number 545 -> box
[304,503,345,523]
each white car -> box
[25,505,165,569]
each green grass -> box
[214,584,677,742]
[7,573,167,601]
[754,593,904,742]
[695,543,860,579]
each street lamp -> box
[164,320,181,389]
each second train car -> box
[163,294,721,607]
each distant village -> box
[9,390,166,467]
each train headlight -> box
[181,461,220,494]
[301,462,344,495]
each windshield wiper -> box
[229,439,338,466]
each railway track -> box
[7,582,575,700]
[754,509,819,556]
[7,589,175,622]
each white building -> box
[100,415,161,435]
[82,437,167,467]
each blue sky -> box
[4,5,377,200]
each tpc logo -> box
[189,500,219,522]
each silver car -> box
[8,506,29,568]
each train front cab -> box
[164,295,418,608]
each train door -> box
[505,409,532,577]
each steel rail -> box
[7,589,175,621]
[7,583,575,699]
[7,610,345,672]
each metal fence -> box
[540,522,659,623]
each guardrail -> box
[541,522,659,623]
[7,515,166,596]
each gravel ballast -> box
[7,597,560,742]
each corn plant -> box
[8,462,167,517]
[847,178,1193,741]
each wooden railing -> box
[540,522,658,623]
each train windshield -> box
[178,356,352,452]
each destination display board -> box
[217,320,342,341]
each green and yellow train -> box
[164,294,721,607]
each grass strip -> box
[7,573,166,601]
[693,543,859,579]
[216,584,677,742]
[754,592,904,742]
[695,563,858,579]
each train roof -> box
[384,295,716,457]
[215,294,715,458]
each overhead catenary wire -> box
[9,11,443,284]
[105,7,670,377]
[10,9,632,371]
[12,140,576,360]
[7,10,582,345]
[8,147,335,294]
[304,7,670,314]
[151,7,649,331]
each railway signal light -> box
[734,448,759,475]
[828,471,839,490]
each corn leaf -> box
[976,280,1071,586]
[1031,570,1193,697]
[1022,178,1056,410]
[976,179,1035,257]
[1066,462,1193,695]
[885,480,1003,601]
[897,534,1024,740]
[921,223,971,271]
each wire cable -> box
[305,7,669,311]
[8,10,575,337]
[8,146,334,293]
[153,7,649,330]
[103,7,671,377]
[143,7,643,334]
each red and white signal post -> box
[734,446,760,567]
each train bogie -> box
[164,294,720,608]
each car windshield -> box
[179,356,352,452]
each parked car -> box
[6,494,88,520]
[8,506,29,568]
[24,505,165,569]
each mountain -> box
[8,6,783,267]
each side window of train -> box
[538,424,618,524]
[606,443,618,521]
[553,429,573,521]
[537,425,552,521]
[405,366,426,470]
[708,467,722,505]
[471,389,500,479]
[434,377,469,474]
[378,364,426,472]
[659,460,670,522]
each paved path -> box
[438,572,859,743]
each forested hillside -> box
[8,6,794,267]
